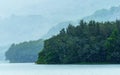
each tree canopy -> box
[36,20,120,64]
[5,39,44,63]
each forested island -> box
[5,39,44,63]
[37,20,120,64]
[5,20,120,64]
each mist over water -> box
[0,0,120,75]
[0,64,119,75]
[0,45,10,63]
[0,0,120,46]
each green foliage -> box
[105,29,120,63]
[5,39,44,63]
[37,20,120,64]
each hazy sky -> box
[0,0,120,18]
[0,0,120,46]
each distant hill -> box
[43,6,120,39]
[83,6,120,21]
[0,14,53,46]
[5,39,44,63]
[43,22,71,39]
[0,45,10,63]
[43,21,78,39]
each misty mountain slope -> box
[43,21,78,39]
[0,0,119,46]
[43,5,120,39]
[5,39,44,63]
[0,45,10,63]
[83,6,120,21]
[0,15,54,45]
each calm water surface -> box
[0,63,120,75]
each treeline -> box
[36,20,120,64]
[5,39,44,63]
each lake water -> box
[0,63,120,75]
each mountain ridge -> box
[43,5,120,39]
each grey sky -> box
[0,0,120,46]
[0,0,120,18]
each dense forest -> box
[37,20,120,64]
[5,39,44,63]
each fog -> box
[0,64,120,75]
[0,0,120,49]
[0,0,119,72]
